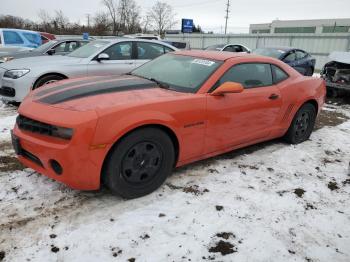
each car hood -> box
[0,50,42,59]
[329,51,350,65]
[26,75,189,112]
[0,55,82,69]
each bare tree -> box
[93,12,111,35]
[102,0,119,35]
[37,9,52,31]
[52,10,69,32]
[148,1,176,35]
[141,15,152,33]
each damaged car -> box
[321,51,350,97]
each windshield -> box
[67,40,109,58]
[205,44,225,51]
[132,54,222,93]
[35,40,58,52]
[253,48,285,59]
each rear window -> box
[253,48,285,59]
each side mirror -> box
[96,53,110,62]
[211,82,244,96]
[47,49,55,55]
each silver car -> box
[205,44,251,53]
[0,38,177,102]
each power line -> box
[224,0,230,34]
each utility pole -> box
[224,0,230,34]
[86,13,91,28]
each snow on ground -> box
[0,101,350,262]
[0,101,17,142]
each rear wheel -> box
[33,75,65,89]
[284,103,316,144]
[103,127,175,199]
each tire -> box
[284,103,317,144]
[33,75,65,89]
[103,127,175,199]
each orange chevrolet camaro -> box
[12,51,326,198]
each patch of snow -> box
[0,104,350,262]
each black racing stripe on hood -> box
[34,76,119,97]
[37,78,156,104]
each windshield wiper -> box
[149,78,170,90]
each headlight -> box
[51,126,74,140]
[4,69,30,79]
[0,57,14,63]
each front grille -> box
[17,115,56,137]
[0,86,15,97]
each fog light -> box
[50,160,63,175]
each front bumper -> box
[12,102,108,191]
[0,69,35,102]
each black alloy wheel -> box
[284,103,317,144]
[103,127,175,199]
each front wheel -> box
[103,127,175,199]
[284,103,317,144]
[33,75,65,89]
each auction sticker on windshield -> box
[192,59,215,67]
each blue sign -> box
[182,19,194,33]
[83,32,89,40]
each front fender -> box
[92,110,182,147]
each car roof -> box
[0,28,40,34]
[55,38,90,42]
[257,46,298,52]
[91,38,178,50]
[173,50,250,61]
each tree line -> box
[0,0,198,36]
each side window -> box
[53,42,68,53]
[283,52,296,63]
[137,42,166,60]
[272,65,289,84]
[296,51,307,60]
[23,33,41,46]
[3,31,24,45]
[103,42,132,60]
[223,45,235,52]
[232,45,244,52]
[68,42,79,52]
[219,63,273,89]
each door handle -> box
[269,94,279,100]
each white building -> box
[250,18,350,34]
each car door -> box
[294,50,311,75]
[87,41,136,76]
[282,50,301,72]
[134,41,174,68]
[205,63,283,152]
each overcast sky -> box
[1,0,350,33]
